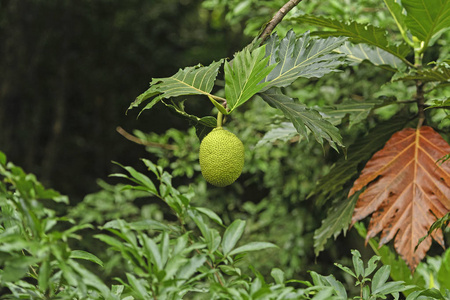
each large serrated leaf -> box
[293,15,411,63]
[260,88,344,151]
[336,42,405,71]
[129,60,223,114]
[263,30,347,89]
[224,45,276,114]
[350,126,450,271]
[402,0,450,48]
[313,191,359,256]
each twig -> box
[116,126,177,150]
[416,81,426,129]
[258,0,303,43]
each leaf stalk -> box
[217,111,223,127]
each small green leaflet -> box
[313,191,359,256]
[263,30,347,89]
[426,98,450,110]
[394,65,450,82]
[336,42,405,72]
[162,98,216,140]
[224,45,276,114]
[128,60,223,115]
[417,211,450,249]
[292,15,411,64]
[260,88,344,152]
[402,0,450,48]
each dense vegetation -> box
[1,0,450,299]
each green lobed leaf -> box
[260,88,344,151]
[224,45,276,114]
[351,249,364,278]
[364,255,382,278]
[222,219,246,255]
[313,191,360,256]
[263,30,347,89]
[402,0,450,49]
[336,42,405,71]
[129,59,224,114]
[292,15,411,63]
[310,116,408,206]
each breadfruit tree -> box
[129,0,450,272]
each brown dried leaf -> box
[350,126,450,271]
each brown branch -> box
[416,81,426,129]
[116,126,177,150]
[258,0,303,43]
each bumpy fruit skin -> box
[199,127,244,187]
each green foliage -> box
[313,191,360,256]
[224,45,276,114]
[1,146,449,299]
[292,14,412,64]
[0,151,111,299]
[401,0,450,51]
[263,30,347,88]
[260,88,344,151]
[129,60,224,115]
[336,42,405,71]
[130,29,349,151]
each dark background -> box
[0,0,249,200]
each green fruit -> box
[199,127,244,187]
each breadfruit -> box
[199,127,244,187]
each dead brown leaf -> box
[350,126,450,271]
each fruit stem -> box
[217,111,223,128]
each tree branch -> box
[416,81,426,129]
[258,0,303,43]
[116,126,177,150]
